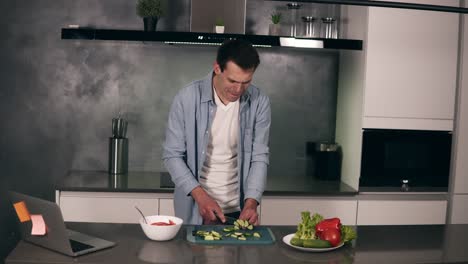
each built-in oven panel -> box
[359,129,452,190]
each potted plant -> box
[214,18,225,34]
[136,0,164,31]
[269,12,282,36]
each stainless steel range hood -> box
[61,28,363,50]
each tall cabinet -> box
[337,0,460,225]
[449,7,468,224]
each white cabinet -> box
[357,194,447,225]
[57,191,172,223]
[362,0,459,130]
[260,197,357,225]
[159,198,175,216]
[450,195,468,224]
[57,191,450,225]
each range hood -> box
[61,28,363,50]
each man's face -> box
[213,61,255,105]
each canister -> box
[286,2,302,37]
[108,137,128,175]
[301,16,317,38]
[321,17,338,39]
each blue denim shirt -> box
[162,72,271,224]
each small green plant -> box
[136,0,164,18]
[271,12,282,24]
[215,18,224,27]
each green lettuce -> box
[294,211,324,240]
[340,225,357,243]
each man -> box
[163,39,271,225]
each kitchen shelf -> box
[61,28,363,51]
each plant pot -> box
[143,17,159,32]
[269,24,281,36]
[214,26,225,34]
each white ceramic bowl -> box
[139,215,183,241]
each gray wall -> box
[0,1,338,261]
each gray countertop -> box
[6,223,468,263]
[56,170,358,196]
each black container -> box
[315,143,342,181]
[306,142,317,177]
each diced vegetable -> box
[193,217,260,241]
[234,219,253,230]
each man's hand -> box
[191,186,225,224]
[239,198,259,225]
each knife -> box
[214,211,237,225]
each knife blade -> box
[224,215,238,225]
[214,211,237,225]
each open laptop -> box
[9,191,116,257]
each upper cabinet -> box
[362,0,460,131]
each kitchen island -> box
[6,223,468,263]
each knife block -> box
[108,138,128,174]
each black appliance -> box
[306,142,342,181]
[360,129,452,189]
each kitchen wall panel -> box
[0,1,338,261]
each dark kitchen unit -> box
[359,129,452,192]
[306,141,342,181]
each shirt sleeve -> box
[244,94,271,203]
[162,93,200,196]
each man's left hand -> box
[239,198,259,225]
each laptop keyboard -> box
[69,239,94,252]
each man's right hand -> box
[191,186,225,224]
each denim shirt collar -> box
[200,71,251,104]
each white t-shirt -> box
[199,87,240,213]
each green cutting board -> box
[186,225,276,245]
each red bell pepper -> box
[315,217,341,236]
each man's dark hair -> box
[216,39,260,72]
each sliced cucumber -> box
[204,235,214,241]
